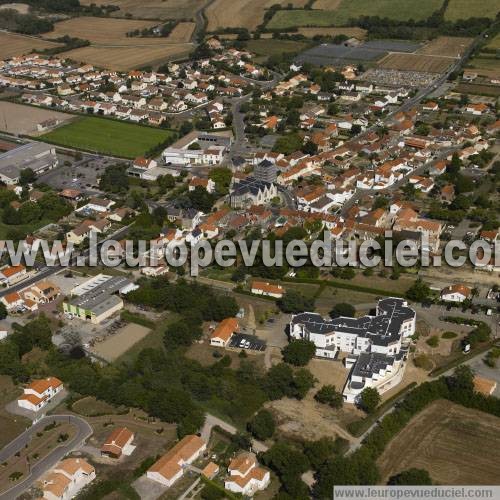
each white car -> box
[244,341,251,349]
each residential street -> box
[0,414,92,500]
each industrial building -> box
[0,142,58,185]
[63,274,138,324]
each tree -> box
[209,166,232,195]
[330,303,355,318]
[359,387,380,414]
[278,290,315,314]
[388,468,432,485]
[282,339,316,366]
[248,409,276,440]
[99,163,129,193]
[19,168,36,185]
[406,278,431,302]
[0,302,7,320]
[315,385,343,408]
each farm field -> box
[246,39,311,60]
[466,56,500,79]
[0,31,61,59]
[485,34,500,50]
[267,0,442,29]
[166,22,196,43]
[60,43,192,71]
[456,83,500,97]
[206,0,309,31]
[46,17,159,45]
[378,400,500,484]
[313,0,342,8]
[0,102,75,135]
[377,53,453,73]
[41,116,176,158]
[417,36,473,57]
[79,0,206,19]
[297,27,367,39]
[444,0,500,20]
[91,323,152,362]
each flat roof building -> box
[0,142,58,185]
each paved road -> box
[0,414,92,500]
[0,224,132,299]
[201,413,268,453]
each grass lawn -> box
[485,34,500,50]
[267,0,442,29]
[445,0,500,20]
[41,116,176,158]
[0,376,30,448]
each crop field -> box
[166,22,196,43]
[246,39,311,60]
[418,36,473,57]
[467,56,500,80]
[61,43,192,70]
[378,400,500,485]
[0,102,75,135]
[79,0,206,20]
[267,0,442,29]
[378,53,453,73]
[46,17,193,69]
[46,17,158,45]
[485,34,500,50]
[444,0,500,21]
[41,116,176,158]
[0,31,61,59]
[206,0,309,31]
[297,27,367,39]
[313,0,342,9]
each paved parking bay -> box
[229,333,266,351]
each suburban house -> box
[22,280,60,304]
[101,427,136,459]
[224,452,270,496]
[440,284,472,303]
[290,298,416,403]
[0,264,27,286]
[18,377,64,412]
[41,458,95,500]
[209,317,239,347]
[147,435,206,487]
[251,280,284,299]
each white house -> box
[42,458,95,500]
[147,435,206,487]
[18,377,64,412]
[209,317,238,347]
[440,284,472,303]
[251,280,284,299]
[225,453,270,496]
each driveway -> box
[0,414,92,499]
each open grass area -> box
[0,376,29,449]
[267,0,442,29]
[41,117,176,158]
[246,39,311,58]
[485,34,500,50]
[444,0,500,20]
[377,400,500,484]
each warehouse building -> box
[0,142,58,185]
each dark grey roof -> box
[291,298,414,347]
[231,176,274,197]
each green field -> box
[444,0,499,21]
[42,116,176,158]
[485,34,500,50]
[246,39,311,60]
[267,0,442,29]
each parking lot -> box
[229,333,266,351]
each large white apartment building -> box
[289,298,416,403]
